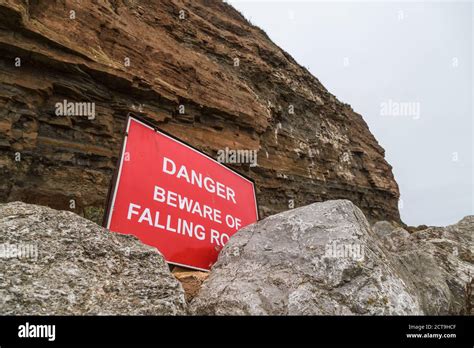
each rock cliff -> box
[0,0,400,223]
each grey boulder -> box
[0,202,186,315]
[190,200,423,315]
[383,216,473,314]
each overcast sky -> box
[229,0,473,226]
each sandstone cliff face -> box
[0,0,400,222]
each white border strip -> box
[167,261,210,273]
[106,117,132,229]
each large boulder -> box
[0,202,186,315]
[191,200,423,315]
[382,217,473,315]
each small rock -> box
[172,266,209,302]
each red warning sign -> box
[104,116,258,271]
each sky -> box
[228,0,473,226]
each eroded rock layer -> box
[0,0,400,222]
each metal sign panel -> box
[104,115,258,271]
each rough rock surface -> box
[190,200,422,315]
[380,217,473,315]
[372,220,401,237]
[0,0,399,223]
[0,201,186,315]
[172,266,209,302]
